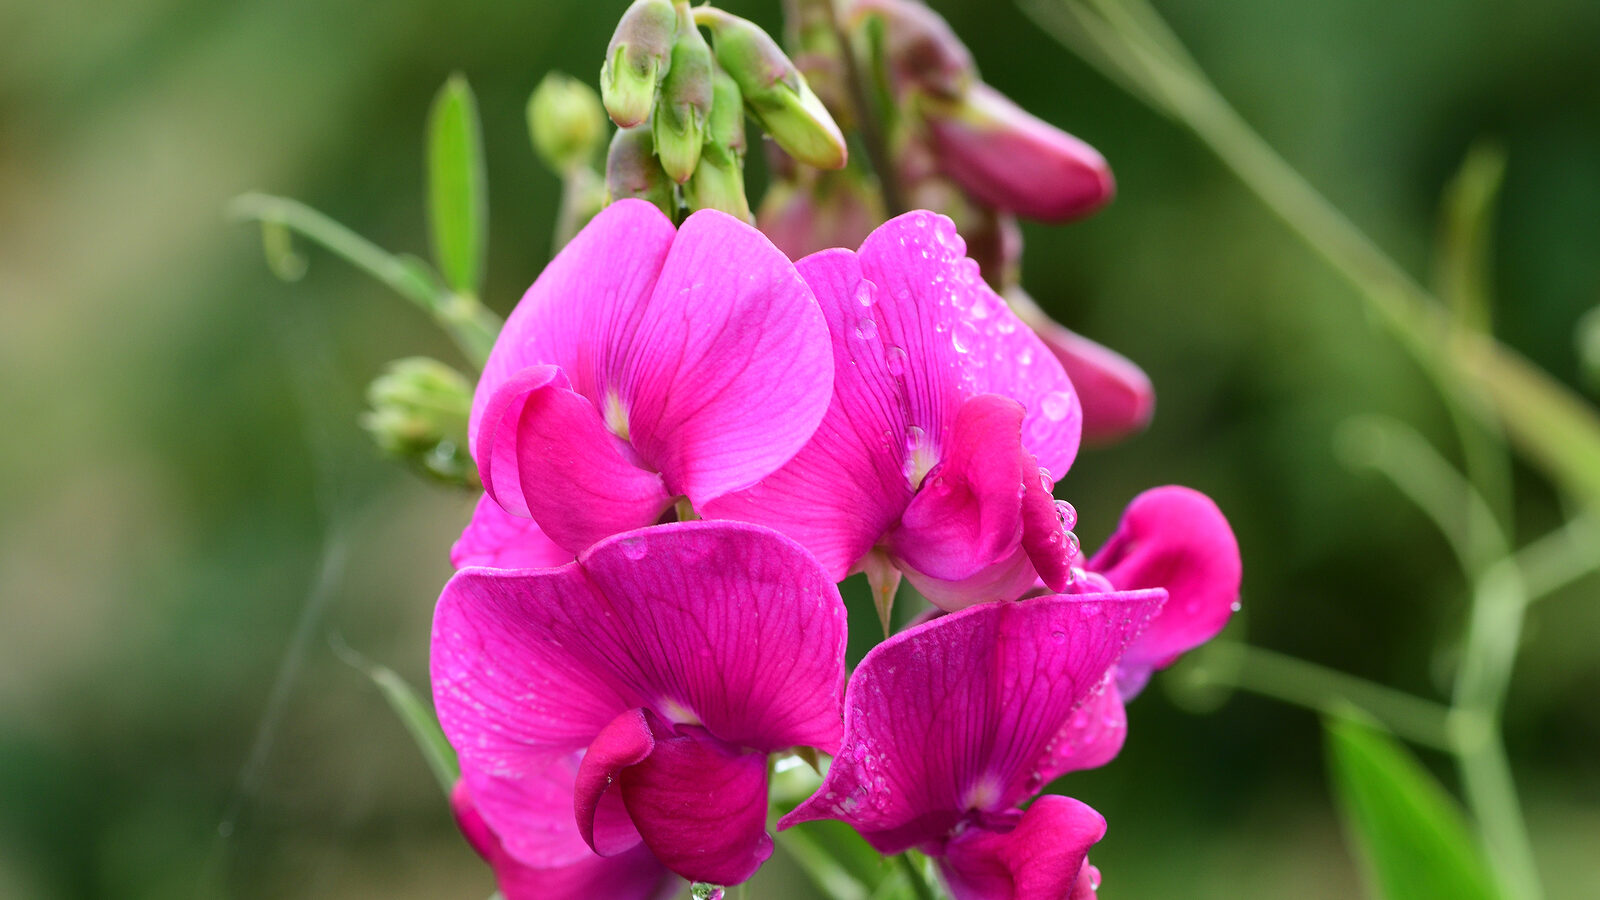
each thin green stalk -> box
[895,853,939,900]
[778,829,870,900]
[230,192,501,367]
[1452,560,1543,900]
[1180,641,1457,752]
[1516,515,1600,603]
[819,0,906,214]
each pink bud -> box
[1007,287,1153,444]
[756,169,882,259]
[926,83,1114,222]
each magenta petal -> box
[574,709,655,856]
[435,522,847,864]
[891,394,1026,586]
[1018,458,1072,593]
[1036,674,1126,780]
[854,211,1081,478]
[452,494,574,570]
[477,368,673,553]
[619,209,833,505]
[470,199,676,447]
[781,591,1165,853]
[1089,486,1241,696]
[927,83,1115,223]
[621,718,774,885]
[701,249,916,579]
[452,778,677,900]
[939,795,1106,900]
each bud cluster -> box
[594,0,847,222]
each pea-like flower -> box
[705,210,1083,612]
[433,521,849,889]
[780,590,1167,900]
[1074,485,1243,698]
[464,198,833,562]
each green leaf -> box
[331,635,458,797]
[1435,140,1507,335]
[1325,716,1500,900]
[427,74,488,297]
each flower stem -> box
[1178,641,1456,752]
[814,0,906,214]
[895,853,940,900]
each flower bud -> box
[527,72,607,175]
[852,0,976,99]
[757,168,880,259]
[600,0,677,127]
[924,83,1114,222]
[700,9,847,170]
[652,10,715,183]
[361,357,479,487]
[1005,287,1154,444]
[606,124,678,219]
[684,67,751,220]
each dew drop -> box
[885,346,908,376]
[1230,600,1243,612]
[855,279,876,307]
[1041,390,1074,422]
[1054,499,1078,531]
[855,317,878,341]
[620,539,648,561]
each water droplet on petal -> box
[1054,499,1078,531]
[1041,391,1073,422]
[881,345,908,379]
[855,317,878,341]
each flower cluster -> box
[433,196,1240,898]
[764,0,1155,446]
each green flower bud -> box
[606,124,678,220]
[527,72,607,175]
[699,9,847,171]
[601,0,677,128]
[361,357,479,488]
[684,67,751,220]
[652,11,714,184]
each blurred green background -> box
[3,0,1598,897]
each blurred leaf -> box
[332,635,458,797]
[1325,716,1500,900]
[427,74,489,297]
[259,219,307,282]
[1435,141,1507,335]
[1577,305,1600,395]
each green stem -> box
[1451,560,1543,900]
[895,853,939,900]
[230,192,501,368]
[1516,514,1600,603]
[1181,641,1456,752]
[818,0,906,214]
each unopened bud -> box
[361,357,479,487]
[606,124,678,219]
[924,83,1114,222]
[700,9,847,170]
[852,0,976,99]
[527,72,607,175]
[652,10,714,183]
[684,67,751,219]
[757,168,880,259]
[601,0,677,127]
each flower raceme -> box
[433,521,849,891]
[781,591,1168,899]
[461,198,833,566]
[705,210,1085,613]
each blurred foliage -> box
[1,0,1598,898]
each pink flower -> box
[464,199,833,563]
[705,211,1083,610]
[432,521,848,888]
[1078,486,1242,698]
[450,777,677,900]
[780,591,1167,900]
